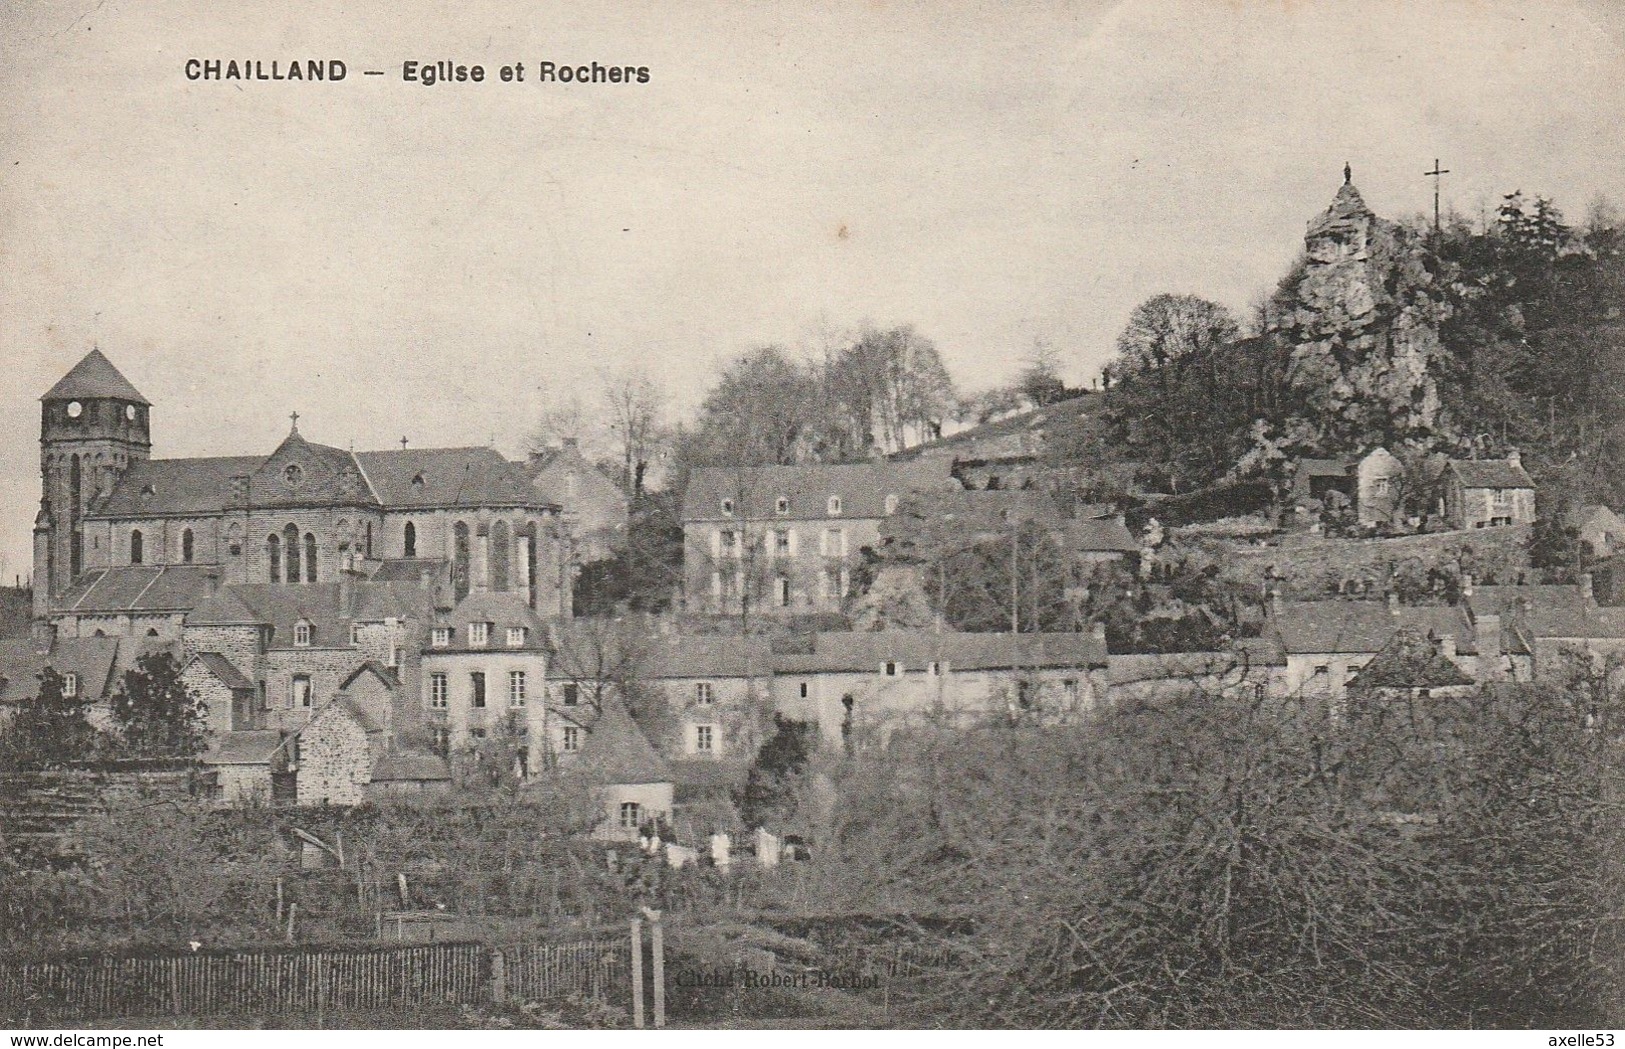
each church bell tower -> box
[35,349,152,616]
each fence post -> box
[649,912,665,1029]
[629,917,645,1029]
[168,957,181,1017]
[490,948,506,1005]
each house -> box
[368,751,453,800]
[0,633,124,730]
[1346,629,1476,699]
[1578,505,1625,559]
[1065,516,1141,566]
[771,629,1108,748]
[1466,577,1625,679]
[1441,452,1536,529]
[420,591,549,773]
[292,696,386,806]
[522,438,630,565]
[1290,458,1357,512]
[181,650,261,736]
[1101,639,1285,704]
[681,459,954,616]
[887,393,1103,492]
[1288,448,1406,527]
[572,698,673,840]
[198,730,286,807]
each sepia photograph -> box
[1,0,1623,1033]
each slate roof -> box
[55,565,217,614]
[339,661,401,692]
[187,651,255,691]
[1295,458,1355,478]
[1446,458,1534,489]
[639,636,773,679]
[774,631,1107,674]
[368,558,450,585]
[683,460,955,523]
[1347,630,1475,691]
[190,583,428,649]
[89,457,262,519]
[42,349,149,405]
[431,591,547,649]
[200,730,284,766]
[1066,517,1140,554]
[0,636,121,705]
[1272,601,1404,654]
[355,447,551,510]
[1464,585,1583,618]
[247,431,375,509]
[576,699,671,785]
[372,751,451,782]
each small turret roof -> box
[42,349,150,405]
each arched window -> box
[453,521,471,602]
[490,520,511,592]
[304,533,318,583]
[267,534,281,581]
[404,521,417,558]
[284,524,300,583]
[181,528,195,563]
[130,529,144,565]
[69,454,83,577]
[225,522,242,556]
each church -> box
[33,349,572,634]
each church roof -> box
[55,564,217,613]
[41,349,150,405]
[355,447,550,509]
[90,456,263,518]
[248,430,376,508]
[576,699,671,785]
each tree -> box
[737,714,816,831]
[109,652,207,758]
[676,346,825,472]
[0,667,102,766]
[826,325,957,455]
[600,365,668,497]
[1017,338,1070,408]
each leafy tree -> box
[109,651,207,758]
[1017,338,1070,408]
[0,667,102,766]
[737,714,815,830]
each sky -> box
[1,0,1623,583]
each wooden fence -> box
[0,939,627,1023]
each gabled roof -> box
[90,457,262,519]
[42,349,149,405]
[185,651,255,691]
[1446,458,1534,489]
[682,459,955,523]
[300,694,384,735]
[431,591,547,648]
[200,730,284,766]
[355,446,550,510]
[1295,458,1356,478]
[55,565,217,614]
[1066,517,1140,553]
[576,699,670,785]
[1348,629,1475,691]
[1271,601,1403,654]
[0,636,121,705]
[190,582,427,649]
[248,430,376,508]
[639,635,773,679]
[774,630,1107,674]
[339,661,401,692]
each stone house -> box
[1355,447,1406,526]
[291,696,385,806]
[1441,453,1536,530]
[572,698,673,841]
[523,438,630,565]
[771,630,1108,748]
[420,591,549,774]
[1467,578,1625,680]
[181,650,260,735]
[681,459,954,617]
[198,730,286,807]
[0,633,123,730]
[1578,505,1625,559]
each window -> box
[927,661,941,677]
[561,683,579,706]
[884,493,899,515]
[775,576,791,606]
[430,725,450,757]
[562,726,580,752]
[619,801,642,829]
[292,675,312,707]
[821,528,846,557]
[827,496,842,516]
[773,529,791,555]
[1312,664,1330,678]
[799,681,808,698]
[695,682,714,705]
[469,622,490,647]
[695,724,715,754]
[62,673,78,698]
[470,672,486,708]
[429,673,448,709]
[304,533,317,583]
[822,565,844,601]
[284,524,300,583]
[350,623,362,645]
[129,529,143,565]
[883,660,898,677]
[720,497,735,515]
[776,496,790,515]
[507,626,528,647]
[509,671,527,707]
[720,530,739,556]
[432,627,451,648]
[469,727,486,740]
[294,620,312,647]
[267,534,281,581]
[181,529,194,563]
[403,521,416,558]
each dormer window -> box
[828,496,842,516]
[294,620,313,647]
[776,497,790,515]
[469,622,490,647]
[506,626,528,647]
[62,673,78,698]
[411,473,426,490]
[431,627,451,648]
[721,498,735,516]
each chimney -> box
[1268,588,1283,618]
[1387,590,1400,614]
[1460,573,1473,598]
[1506,447,1521,467]
[1438,634,1456,660]
[1580,572,1594,606]
[31,618,55,655]
[1090,620,1107,644]
[1474,613,1504,681]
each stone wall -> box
[295,704,373,806]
